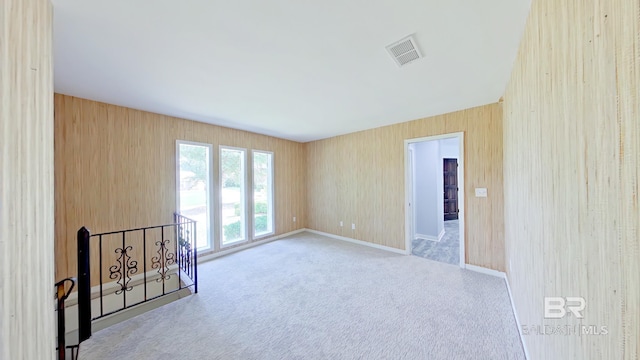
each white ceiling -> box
[53,0,531,142]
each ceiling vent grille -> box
[386,35,422,67]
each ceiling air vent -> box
[386,35,422,67]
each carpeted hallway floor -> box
[80,231,524,360]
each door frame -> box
[407,146,416,241]
[404,132,466,268]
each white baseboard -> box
[415,233,439,242]
[464,264,506,278]
[465,264,528,360]
[304,229,406,255]
[415,229,445,242]
[504,274,529,360]
[63,287,191,341]
[198,229,306,263]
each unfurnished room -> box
[1,0,639,359]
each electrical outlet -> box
[475,188,488,197]
[351,223,355,230]
[340,221,343,227]
[293,216,296,222]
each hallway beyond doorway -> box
[412,220,459,265]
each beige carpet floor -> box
[79,231,525,359]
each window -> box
[253,151,274,237]
[176,141,213,251]
[220,147,247,246]
[177,143,275,251]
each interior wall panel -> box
[0,0,55,358]
[55,94,307,283]
[306,104,505,271]
[503,0,639,358]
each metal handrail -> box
[58,215,198,358]
[56,278,76,360]
[77,214,198,323]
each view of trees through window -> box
[177,143,211,250]
[220,148,246,245]
[253,151,273,237]
[177,142,275,250]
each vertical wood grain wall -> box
[0,0,55,358]
[503,0,639,358]
[54,95,307,282]
[306,104,505,271]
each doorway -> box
[404,133,465,268]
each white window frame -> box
[219,146,248,247]
[252,150,275,239]
[176,140,215,252]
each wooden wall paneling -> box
[503,0,639,358]
[305,104,505,270]
[0,0,55,358]
[463,105,504,270]
[356,130,375,243]
[55,95,307,283]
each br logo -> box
[544,297,586,319]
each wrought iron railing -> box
[175,213,198,293]
[76,213,198,322]
[57,214,198,357]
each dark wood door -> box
[443,158,459,220]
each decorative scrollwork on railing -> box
[109,245,138,295]
[151,240,175,282]
[178,226,193,276]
